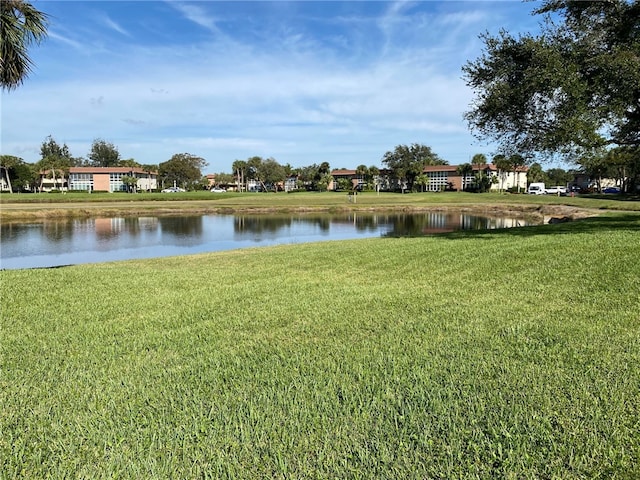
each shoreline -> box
[0,202,599,223]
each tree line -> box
[2,135,597,194]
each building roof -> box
[424,163,528,174]
[69,166,157,174]
[424,165,458,173]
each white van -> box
[527,182,546,195]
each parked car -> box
[161,187,185,193]
[210,187,226,193]
[546,186,567,195]
[603,186,621,194]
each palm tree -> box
[0,155,18,193]
[456,163,473,192]
[232,160,247,192]
[471,153,487,169]
[510,154,526,193]
[415,174,429,192]
[1,0,49,91]
[355,164,368,190]
[493,154,511,193]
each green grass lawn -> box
[1,212,639,478]
[2,190,639,222]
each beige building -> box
[330,164,528,192]
[424,164,528,192]
[39,167,158,192]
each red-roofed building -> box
[38,166,158,192]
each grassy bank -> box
[1,212,639,478]
[1,191,639,221]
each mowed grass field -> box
[1,207,639,478]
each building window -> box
[70,173,93,191]
[109,173,126,192]
[427,171,449,191]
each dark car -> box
[603,187,621,194]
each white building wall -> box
[490,170,527,191]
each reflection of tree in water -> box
[41,219,75,242]
[383,214,434,237]
[234,215,292,234]
[381,212,529,237]
[461,215,492,231]
[122,217,141,236]
[234,215,332,234]
[158,216,203,237]
[348,214,390,232]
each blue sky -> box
[1,1,543,173]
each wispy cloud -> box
[167,2,221,33]
[101,15,131,37]
[48,30,86,51]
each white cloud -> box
[101,15,131,37]
[167,2,221,33]
[1,1,543,171]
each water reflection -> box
[1,212,539,270]
[383,211,528,236]
[159,216,203,238]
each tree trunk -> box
[2,167,13,193]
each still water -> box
[1,212,539,270]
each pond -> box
[0,211,540,270]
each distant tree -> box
[317,172,333,192]
[510,154,526,193]
[36,135,73,191]
[297,164,316,189]
[88,139,120,167]
[471,153,488,168]
[120,175,138,193]
[382,143,445,193]
[473,171,494,193]
[456,163,473,192]
[577,148,610,193]
[349,164,364,190]
[336,177,352,191]
[463,0,640,159]
[0,155,21,192]
[158,153,207,190]
[546,168,572,188]
[493,154,511,193]
[604,146,640,193]
[213,172,234,185]
[256,158,286,191]
[368,165,380,191]
[40,135,71,161]
[282,163,294,178]
[527,162,545,184]
[246,156,263,183]
[118,158,141,168]
[414,174,429,192]
[1,0,49,91]
[232,159,248,192]
[298,162,332,191]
